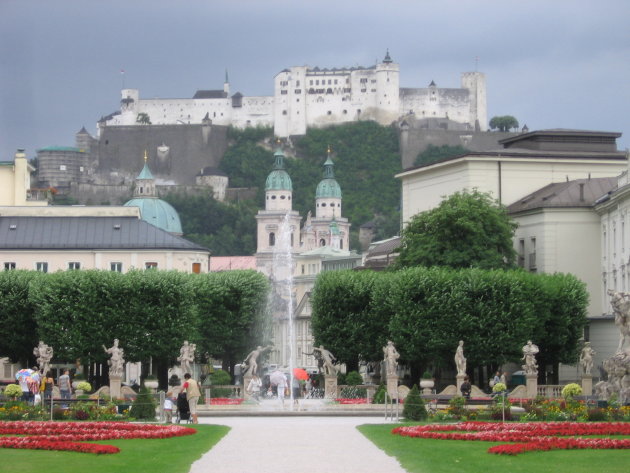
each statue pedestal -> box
[581,374,593,396]
[456,374,466,392]
[109,375,122,399]
[386,375,399,400]
[324,375,337,399]
[243,375,253,400]
[525,373,538,399]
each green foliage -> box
[136,112,152,124]
[372,384,386,404]
[191,271,269,370]
[414,144,469,166]
[311,266,588,377]
[75,381,92,392]
[30,270,197,363]
[218,121,402,250]
[402,385,427,421]
[210,369,232,385]
[163,191,258,256]
[489,115,519,131]
[130,386,157,420]
[345,371,363,385]
[0,270,42,364]
[562,383,583,399]
[3,384,22,399]
[492,382,507,393]
[311,270,393,370]
[395,189,517,270]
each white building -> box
[396,129,629,383]
[100,52,486,138]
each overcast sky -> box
[1,0,628,161]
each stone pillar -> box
[456,373,466,392]
[581,374,593,396]
[525,373,538,399]
[386,375,399,400]
[324,375,337,399]
[110,375,122,399]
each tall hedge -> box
[311,267,588,377]
[0,270,43,364]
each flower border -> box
[392,421,630,455]
[0,421,196,455]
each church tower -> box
[303,148,350,251]
[255,147,302,276]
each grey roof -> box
[507,177,618,214]
[193,90,228,99]
[0,216,208,252]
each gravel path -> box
[188,416,407,473]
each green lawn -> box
[358,424,630,473]
[0,424,229,473]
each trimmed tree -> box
[402,385,427,421]
[489,115,519,132]
[395,190,517,270]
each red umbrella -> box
[293,368,309,381]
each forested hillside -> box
[164,121,401,255]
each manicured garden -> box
[0,422,228,473]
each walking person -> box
[182,373,201,424]
[58,369,72,407]
[42,371,55,405]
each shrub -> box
[130,386,156,420]
[492,382,507,393]
[402,385,427,421]
[587,408,608,422]
[76,381,92,392]
[339,386,367,399]
[372,384,386,404]
[448,396,467,419]
[3,384,22,399]
[562,383,582,400]
[345,371,363,386]
[210,369,231,385]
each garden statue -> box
[522,340,539,375]
[312,345,337,376]
[242,345,273,376]
[177,340,196,375]
[607,289,630,352]
[33,341,53,375]
[454,340,466,376]
[383,340,400,376]
[103,339,125,377]
[579,342,596,376]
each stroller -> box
[176,392,192,423]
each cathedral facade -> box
[100,52,486,138]
[255,148,359,371]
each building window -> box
[269,232,276,247]
[59,165,66,171]
[36,262,48,273]
[145,262,158,270]
[319,239,326,247]
[281,90,287,95]
[110,262,123,272]
[68,262,81,270]
[282,110,287,115]
[4,262,16,270]
[192,262,201,274]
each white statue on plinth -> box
[522,340,539,375]
[383,340,400,376]
[33,340,53,375]
[178,340,196,375]
[580,342,596,376]
[103,339,125,377]
[454,340,467,376]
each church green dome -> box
[124,198,183,235]
[315,156,342,198]
[265,149,293,191]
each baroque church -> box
[255,147,360,372]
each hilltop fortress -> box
[100,52,487,137]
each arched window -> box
[269,232,275,247]
[319,239,326,247]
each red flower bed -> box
[209,398,244,405]
[0,421,196,455]
[335,398,368,404]
[392,421,630,456]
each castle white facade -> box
[100,52,487,137]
